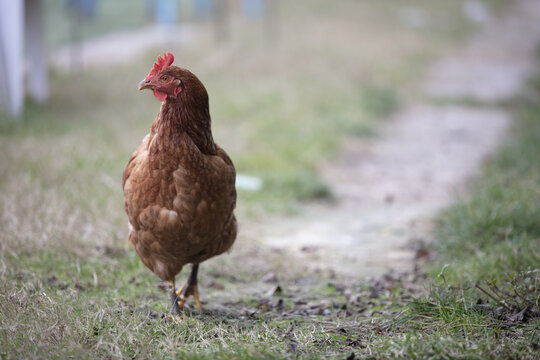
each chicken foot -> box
[167,279,183,316]
[176,264,202,310]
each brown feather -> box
[123,66,237,281]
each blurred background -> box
[1,0,516,269]
[0,0,506,252]
[0,0,512,267]
[0,0,502,225]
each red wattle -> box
[153,90,168,101]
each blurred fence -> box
[0,0,279,117]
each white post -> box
[0,0,25,116]
[26,0,48,103]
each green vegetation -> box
[433,94,540,281]
[367,76,540,359]
[431,75,540,284]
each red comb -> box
[145,52,174,80]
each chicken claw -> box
[176,264,202,310]
[168,280,183,316]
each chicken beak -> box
[138,79,153,90]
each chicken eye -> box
[161,75,169,82]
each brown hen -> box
[122,53,237,315]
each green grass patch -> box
[370,75,540,359]
[433,86,540,282]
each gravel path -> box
[252,0,540,277]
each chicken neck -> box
[152,96,217,155]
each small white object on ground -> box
[236,174,263,191]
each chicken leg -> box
[176,264,202,310]
[168,279,182,316]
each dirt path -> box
[249,0,540,277]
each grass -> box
[431,77,540,283]
[0,0,528,359]
[366,76,540,359]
